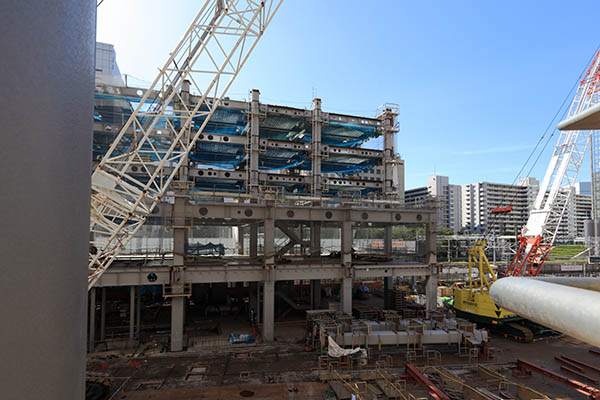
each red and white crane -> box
[506,49,600,277]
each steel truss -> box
[88,0,283,289]
[507,49,600,276]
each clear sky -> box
[97,0,600,189]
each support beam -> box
[262,280,275,341]
[128,286,135,347]
[89,287,96,352]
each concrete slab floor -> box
[88,311,600,400]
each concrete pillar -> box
[341,219,353,315]
[100,287,106,341]
[425,274,438,313]
[311,280,321,309]
[171,297,185,351]
[341,278,353,315]
[425,222,438,314]
[379,107,398,198]
[262,280,275,341]
[264,210,275,268]
[249,89,260,192]
[238,225,245,255]
[249,281,258,323]
[129,286,135,347]
[384,276,393,309]
[89,288,96,352]
[310,222,321,257]
[384,226,392,257]
[1,1,94,398]
[250,223,258,258]
[312,98,322,196]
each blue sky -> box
[97,0,600,189]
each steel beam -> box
[516,359,600,399]
[405,364,450,400]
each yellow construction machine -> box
[451,240,556,341]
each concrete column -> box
[171,297,185,351]
[249,281,258,323]
[129,286,135,347]
[1,2,94,398]
[136,287,141,338]
[379,107,398,198]
[88,288,96,352]
[100,287,106,341]
[310,222,321,257]
[249,89,260,192]
[425,274,438,313]
[341,219,353,314]
[425,222,438,314]
[384,226,392,257]
[312,98,322,196]
[341,278,353,315]
[250,223,258,258]
[311,280,321,309]
[262,280,275,341]
[238,225,245,255]
[384,276,393,309]
[264,210,275,268]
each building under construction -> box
[89,69,440,352]
[6,2,600,400]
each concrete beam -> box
[95,262,433,287]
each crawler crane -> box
[87,1,283,290]
[453,48,600,340]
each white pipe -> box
[490,277,600,347]
[533,276,600,292]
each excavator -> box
[453,47,600,341]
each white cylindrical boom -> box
[490,277,600,347]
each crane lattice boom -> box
[88,0,283,290]
[507,49,600,276]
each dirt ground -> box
[88,302,600,399]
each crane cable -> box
[480,45,600,244]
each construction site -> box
[4,1,600,400]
